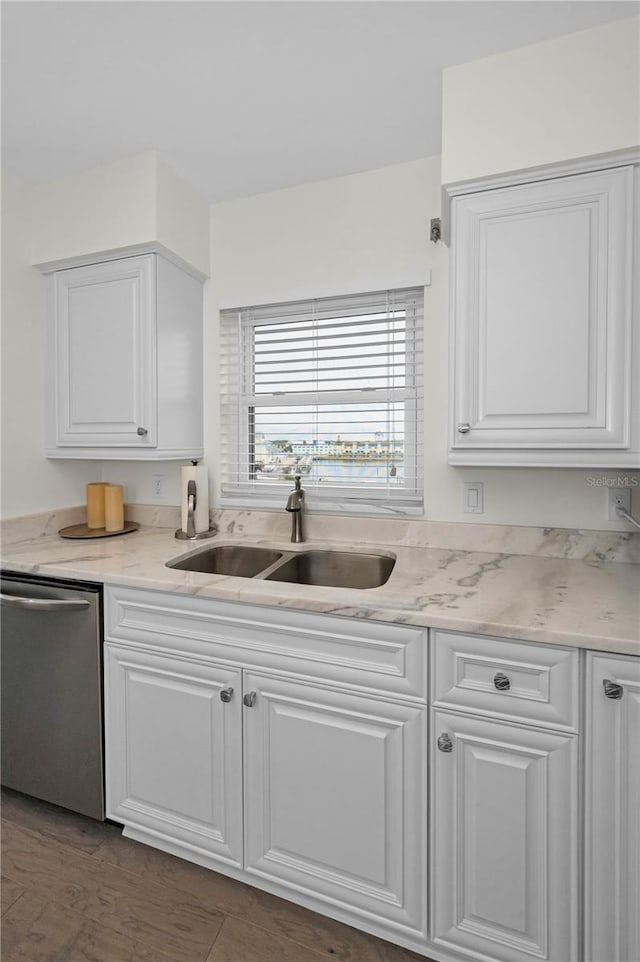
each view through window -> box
[220,288,424,511]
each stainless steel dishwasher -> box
[0,571,105,819]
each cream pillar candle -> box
[104,485,125,532]
[86,482,109,529]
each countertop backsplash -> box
[2,504,639,564]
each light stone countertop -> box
[1,508,638,656]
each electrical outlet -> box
[152,474,165,499]
[607,487,631,521]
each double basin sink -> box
[167,544,395,589]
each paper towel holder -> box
[174,525,217,541]
[174,459,218,541]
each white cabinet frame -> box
[585,652,640,962]
[104,587,429,956]
[105,643,243,869]
[42,249,204,460]
[243,671,427,941]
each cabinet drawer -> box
[432,630,579,730]
[105,586,427,700]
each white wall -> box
[29,151,210,276]
[1,169,100,517]
[156,159,210,279]
[29,152,158,267]
[207,158,638,530]
[210,159,432,308]
[442,16,640,184]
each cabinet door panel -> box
[451,166,633,458]
[105,644,242,867]
[53,256,156,446]
[586,653,640,962]
[431,710,578,962]
[244,673,426,938]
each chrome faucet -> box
[186,479,197,539]
[285,475,305,543]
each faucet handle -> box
[294,475,302,490]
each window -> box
[220,287,423,513]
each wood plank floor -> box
[1,789,430,962]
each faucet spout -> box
[285,475,305,543]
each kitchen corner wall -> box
[442,16,640,184]
[1,168,101,517]
[0,154,210,518]
[28,150,210,277]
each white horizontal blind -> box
[220,288,424,512]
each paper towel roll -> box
[181,464,210,534]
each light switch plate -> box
[463,481,484,514]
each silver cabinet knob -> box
[457,423,471,434]
[136,427,148,436]
[243,691,257,708]
[437,733,453,753]
[494,672,511,691]
[219,687,234,703]
[603,679,624,700]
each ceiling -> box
[2,1,637,202]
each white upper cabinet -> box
[43,252,204,459]
[449,163,638,466]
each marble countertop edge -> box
[1,525,638,657]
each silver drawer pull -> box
[494,672,511,691]
[437,733,453,753]
[0,593,90,611]
[603,679,624,700]
[243,691,257,708]
[457,423,471,434]
[219,687,234,703]
[136,427,148,437]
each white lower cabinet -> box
[105,589,638,962]
[105,644,243,868]
[431,710,578,962]
[104,587,428,953]
[585,653,640,962]
[243,672,426,934]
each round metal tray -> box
[58,521,140,539]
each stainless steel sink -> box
[167,545,283,577]
[264,550,395,589]
[166,544,395,588]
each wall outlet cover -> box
[152,474,166,499]
[607,487,631,521]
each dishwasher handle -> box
[0,593,91,611]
